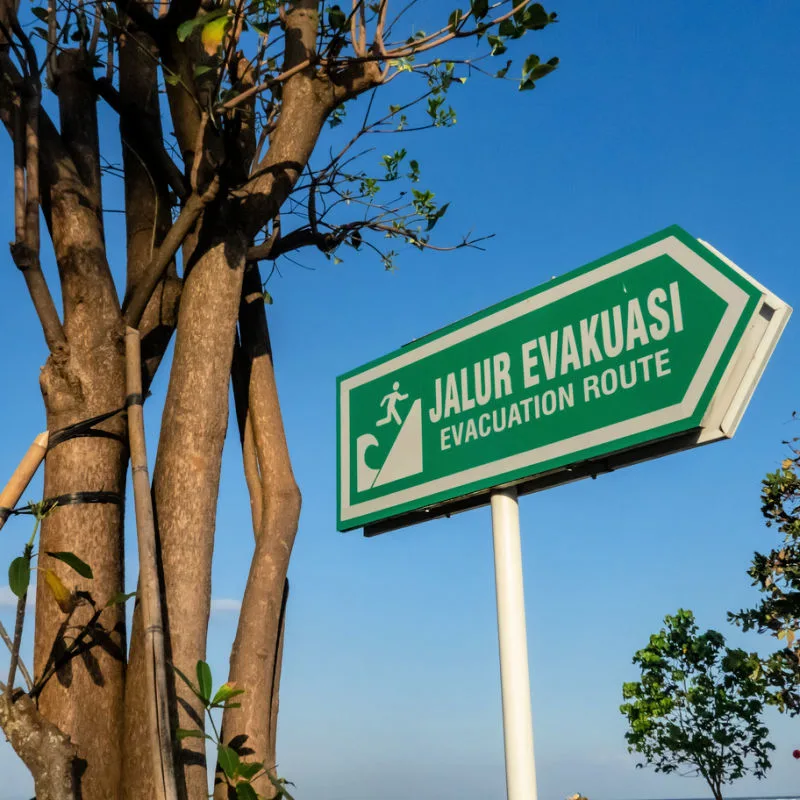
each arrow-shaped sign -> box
[337,225,790,533]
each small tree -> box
[0,0,561,796]
[730,443,800,714]
[620,609,774,800]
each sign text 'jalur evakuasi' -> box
[337,226,790,532]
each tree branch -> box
[123,177,220,328]
[0,693,78,800]
[3,14,67,353]
[246,226,340,261]
[6,572,28,692]
[0,618,32,691]
[56,49,104,232]
[231,336,263,533]
[2,40,122,347]
[96,77,189,201]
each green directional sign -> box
[337,225,790,533]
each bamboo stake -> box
[0,431,49,532]
[125,327,179,800]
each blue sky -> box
[1,1,800,798]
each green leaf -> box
[46,551,93,579]
[522,53,540,77]
[487,35,506,56]
[327,4,346,31]
[196,660,213,703]
[251,20,270,35]
[237,762,264,781]
[8,557,30,598]
[267,774,296,800]
[194,65,214,78]
[173,665,200,699]
[495,59,512,79]
[498,18,517,37]
[236,784,258,800]
[164,74,181,86]
[426,202,450,231]
[217,744,240,779]
[262,290,273,305]
[329,104,346,128]
[448,8,463,32]
[176,17,202,42]
[106,590,137,607]
[470,0,488,20]
[239,761,264,781]
[31,6,49,21]
[176,7,227,42]
[176,728,209,741]
[531,56,559,80]
[519,53,556,91]
[522,2,553,30]
[211,683,246,706]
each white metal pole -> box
[491,486,537,800]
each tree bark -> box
[28,40,128,796]
[124,230,248,800]
[56,50,103,238]
[0,692,78,800]
[35,343,128,800]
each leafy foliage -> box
[1,502,138,699]
[175,661,294,798]
[730,442,800,714]
[620,609,773,800]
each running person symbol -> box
[376,381,408,427]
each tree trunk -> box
[34,342,128,800]
[216,267,301,798]
[123,231,247,800]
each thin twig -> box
[6,580,28,692]
[0,619,32,692]
[88,0,102,56]
[5,12,67,352]
[221,57,312,110]
[189,110,209,192]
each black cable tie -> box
[45,389,153,453]
[7,491,124,517]
[42,491,123,512]
[47,406,127,451]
